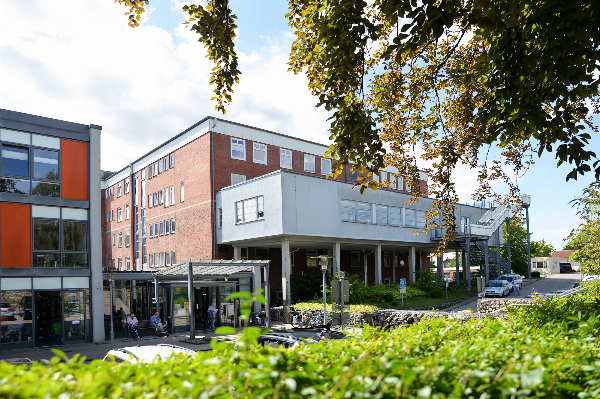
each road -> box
[449,273,583,312]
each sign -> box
[333,305,350,311]
[332,280,350,302]
[399,278,406,294]
[184,302,189,310]
[332,313,350,326]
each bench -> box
[126,320,155,338]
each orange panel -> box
[61,139,88,200]
[0,203,31,268]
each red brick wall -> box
[102,176,134,270]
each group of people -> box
[126,311,165,340]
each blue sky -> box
[1,0,597,253]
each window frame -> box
[180,182,184,202]
[235,196,265,224]
[280,148,292,169]
[253,142,268,165]
[321,158,332,176]
[303,154,315,173]
[117,208,122,223]
[230,138,246,160]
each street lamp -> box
[108,271,115,350]
[313,255,332,326]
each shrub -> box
[414,269,443,297]
[290,274,331,303]
[532,271,541,278]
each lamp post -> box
[108,271,115,350]
[314,255,332,326]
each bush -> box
[414,270,443,297]
[531,271,541,278]
[290,274,331,303]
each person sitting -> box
[126,313,141,340]
[150,312,161,327]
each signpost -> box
[445,276,449,302]
[399,278,406,309]
[332,277,350,328]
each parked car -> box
[573,275,599,288]
[497,275,518,292]
[483,280,510,297]
[102,344,196,364]
[560,263,573,273]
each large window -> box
[32,206,88,268]
[416,210,427,228]
[33,148,59,180]
[304,154,315,173]
[321,158,332,176]
[389,207,402,226]
[357,203,371,223]
[235,196,264,224]
[253,143,267,164]
[280,149,292,169]
[405,209,416,227]
[2,145,29,177]
[341,200,357,222]
[375,205,388,225]
[231,138,245,160]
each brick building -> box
[102,117,487,323]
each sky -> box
[0,0,598,253]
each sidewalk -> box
[443,279,537,313]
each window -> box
[170,153,174,168]
[357,203,371,223]
[117,208,122,222]
[149,254,154,267]
[149,224,154,237]
[180,182,184,202]
[158,190,163,205]
[384,252,391,268]
[231,138,245,160]
[112,234,115,246]
[153,192,158,206]
[117,182,122,197]
[171,251,176,264]
[154,223,159,237]
[126,257,131,271]
[118,258,123,270]
[218,208,222,228]
[351,251,361,267]
[235,196,264,224]
[256,248,269,260]
[416,210,427,228]
[33,148,59,180]
[164,188,169,207]
[118,233,122,248]
[165,219,170,234]
[153,163,158,176]
[106,212,109,223]
[148,194,152,208]
[2,145,29,177]
[111,210,114,221]
[170,185,174,205]
[171,218,175,232]
[240,247,248,260]
[304,154,315,173]
[321,158,331,176]
[125,204,130,220]
[341,200,356,222]
[389,207,402,226]
[125,178,130,194]
[390,175,397,189]
[166,252,170,266]
[148,166,152,179]
[159,221,164,236]
[280,149,292,169]
[349,167,358,182]
[380,171,387,184]
[160,252,165,266]
[158,159,163,174]
[253,143,267,164]
[154,253,159,266]
[397,176,404,191]
[306,250,317,267]
[231,173,246,185]
[125,230,130,247]
[375,205,388,225]
[405,209,416,227]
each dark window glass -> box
[349,167,358,182]
[33,149,59,180]
[34,220,59,250]
[62,253,88,268]
[32,181,60,197]
[2,145,29,177]
[0,178,30,194]
[63,221,87,251]
[33,252,60,267]
[171,218,175,232]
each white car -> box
[483,280,510,297]
[498,275,521,292]
[103,344,196,364]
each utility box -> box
[476,276,486,293]
[332,313,350,326]
[331,280,349,302]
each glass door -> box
[34,291,62,347]
[63,291,85,342]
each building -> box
[0,109,102,349]
[551,250,581,271]
[101,117,496,335]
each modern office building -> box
[0,109,102,349]
[101,117,493,334]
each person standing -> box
[513,278,521,296]
[207,302,217,331]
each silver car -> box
[483,280,510,297]
[103,344,196,364]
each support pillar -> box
[281,238,292,321]
[437,255,443,277]
[506,219,512,273]
[484,241,489,283]
[233,246,241,260]
[253,266,262,314]
[363,252,368,285]
[187,262,195,339]
[154,276,159,314]
[375,244,382,285]
[333,243,341,277]
[455,244,460,285]
[409,246,416,283]
[466,238,472,291]
[526,206,532,280]
[496,228,501,276]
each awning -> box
[153,259,268,280]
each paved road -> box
[448,273,583,312]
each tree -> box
[531,239,555,258]
[117,0,600,245]
[501,218,554,275]
[566,181,600,274]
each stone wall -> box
[477,298,533,314]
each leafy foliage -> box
[414,269,443,297]
[501,218,554,275]
[290,274,330,303]
[567,181,600,274]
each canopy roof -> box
[153,259,269,280]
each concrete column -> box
[375,244,382,285]
[333,243,341,277]
[233,246,241,260]
[89,125,104,343]
[253,266,262,313]
[496,228,501,276]
[506,220,512,272]
[484,241,489,283]
[187,262,195,338]
[526,206,532,280]
[437,255,443,277]
[455,244,460,285]
[392,252,397,283]
[409,246,416,282]
[281,238,292,310]
[465,238,472,291]
[363,252,368,285]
